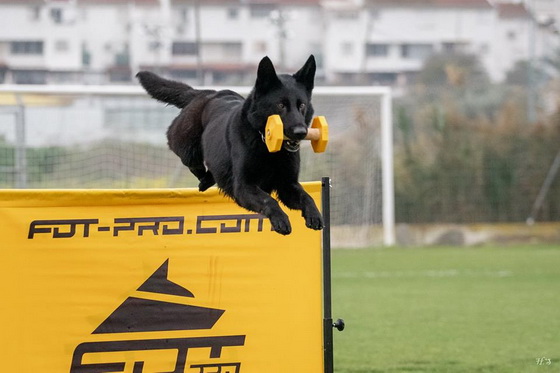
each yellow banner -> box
[0,183,324,372]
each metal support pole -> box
[322,177,333,373]
[15,94,27,188]
[381,90,395,246]
[194,0,204,85]
[527,148,560,224]
[527,0,537,123]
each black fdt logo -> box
[70,260,245,373]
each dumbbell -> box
[265,115,329,153]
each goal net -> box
[0,85,393,247]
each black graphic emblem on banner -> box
[70,260,245,373]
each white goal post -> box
[0,84,395,247]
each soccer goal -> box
[0,84,394,247]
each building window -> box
[55,40,69,52]
[443,42,456,53]
[51,7,63,24]
[228,8,239,19]
[370,72,397,85]
[400,43,433,60]
[82,44,91,67]
[202,42,242,61]
[10,41,44,55]
[172,41,198,55]
[336,11,359,20]
[180,7,189,22]
[149,40,162,51]
[114,52,130,66]
[170,69,198,81]
[109,67,132,82]
[30,6,41,21]
[366,43,389,57]
[250,4,275,18]
[12,70,47,84]
[223,42,242,55]
[341,42,354,55]
[443,42,466,54]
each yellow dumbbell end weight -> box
[310,116,329,153]
[265,115,284,152]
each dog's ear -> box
[293,55,316,93]
[255,56,281,94]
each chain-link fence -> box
[392,84,560,225]
[0,85,389,247]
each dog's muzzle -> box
[259,131,302,152]
[283,140,301,152]
[283,126,306,152]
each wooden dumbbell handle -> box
[305,128,321,141]
[283,128,321,141]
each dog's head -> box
[246,55,316,152]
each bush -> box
[394,92,560,223]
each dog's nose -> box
[289,126,308,140]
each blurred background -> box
[0,0,560,247]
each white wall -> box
[0,1,553,84]
[492,16,531,81]
[0,4,82,71]
[325,5,499,80]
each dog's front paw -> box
[305,212,325,231]
[305,212,324,231]
[198,172,215,192]
[270,214,292,235]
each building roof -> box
[172,0,320,4]
[368,0,492,8]
[496,2,532,19]
[77,0,158,4]
[166,62,254,72]
[0,0,159,3]
[249,0,320,3]
[0,0,44,3]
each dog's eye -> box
[299,103,306,112]
[277,103,285,110]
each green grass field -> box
[331,245,560,372]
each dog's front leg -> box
[234,183,292,235]
[277,183,324,231]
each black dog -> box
[136,55,323,235]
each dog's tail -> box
[136,71,198,109]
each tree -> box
[505,59,547,86]
[418,52,489,88]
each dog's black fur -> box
[136,55,323,235]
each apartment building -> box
[324,0,498,84]
[0,0,554,85]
